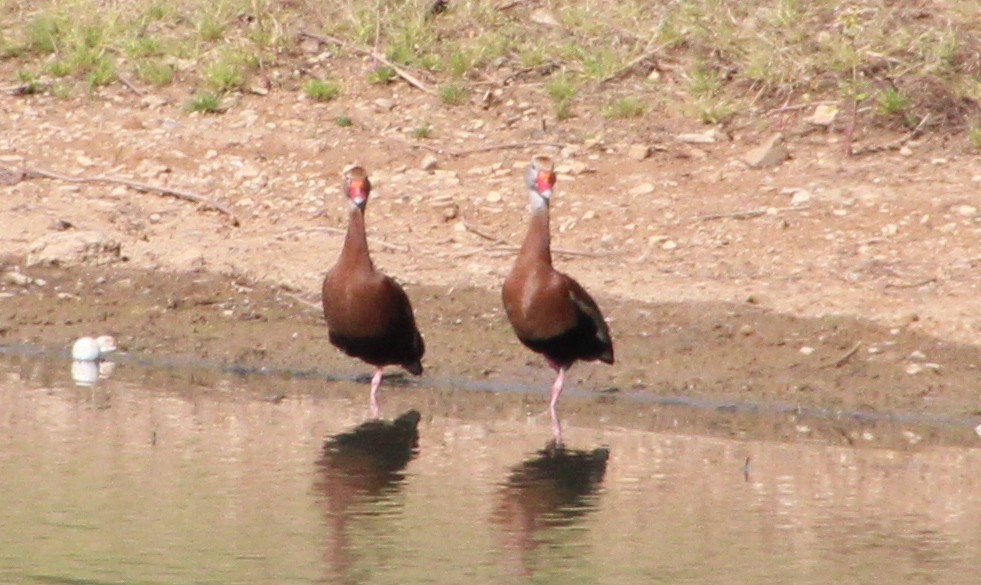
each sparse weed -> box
[438,84,468,106]
[602,97,647,120]
[335,115,353,127]
[187,92,223,114]
[198,14,226,42]
[412,124,433,139]
[25,15,63,54]
[368,66,396,85]
[87,56,115,87]
[877,87,911,117]
[968,126,981,149]
[15,70,43,94]
[136,60,174,86]
[204,56,246,93]
[305,79,341,102]
[546,74,578,103]
[127,36,162,58]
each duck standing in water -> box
[502,156,614,444]
[321,166,425,418]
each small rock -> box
[744,133,789,168]
[788,189,812,206]
[485,191,502,203]
[799,346,815,355]
[299,36,322,54]
[975,423,981,438]
[582,210,597,220]
[931,158,948,165]
[881,223,899,236]
[627,144,651,161]
[956,205,977,217]
[530,9,559,26]
[628,183,655,196]
[906,363,923,375]
[805,104,838,126]
[374,98,395,111]
[26,231,122,268]
[2,271,32,286]
[661,240,677,250]
[902,430,922,445]
[76,154,95,167]
[140,95,168,109]
[899,145,913,157]
[909,350,926,360]
[421,154,438,171]
[676,130,717,144]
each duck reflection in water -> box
[494,440,610,578]
[314,409,421,584]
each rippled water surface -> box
[2,355,980,584]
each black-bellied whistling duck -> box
[502,155,614,444]
[322,166,425,418]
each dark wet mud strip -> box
[2,258,981,449]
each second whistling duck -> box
[502,156,614,444]
[322,166,425,418]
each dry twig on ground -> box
[2,164,241,226]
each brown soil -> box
[1,68,980,441]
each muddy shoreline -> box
[2,256,979,448]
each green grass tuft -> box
[602,97,647,120]
[368,66,396,85]
[187,92,223,114]
[438,84,468,106]
[411,124,433,139]
[136,60,174,86]
[304,79,341,102]
[335,115,353,127]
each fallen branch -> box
[298,31,435,95]
[599,40,670,85]
[830,341,862,368]
[282,291,321,312]
[696,205,810,222]
[117,74,145,95]
[5,165,241,226]
[463,220,611,258]
[765,100,838,115]
[884,277,937,290]
[447,141,566,157]
[284,226,409,253]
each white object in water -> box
[71,360,100,387]
[71,335,117,361]
[72,336,101,361]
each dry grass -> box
[0,0,978,140]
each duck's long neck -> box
[340,206,374,270]
[518,201,552,268]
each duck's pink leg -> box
[548,367,566,445]
[369,368,384,418]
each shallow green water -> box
[1,356,980,584]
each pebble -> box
[627,144,651,161]
[956,205,977,216]
[2,271,32,286]
[374,98,395,111]
[881,223,899,236]
[744,133,789,169]
[485,191,502,203]
[805,104,838,126]
[628,183,655,196]
[788,189,812,206]
[661,240,677,250]
[421,154,438,171]
[799,346,816,355]
[676,130,717,144]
